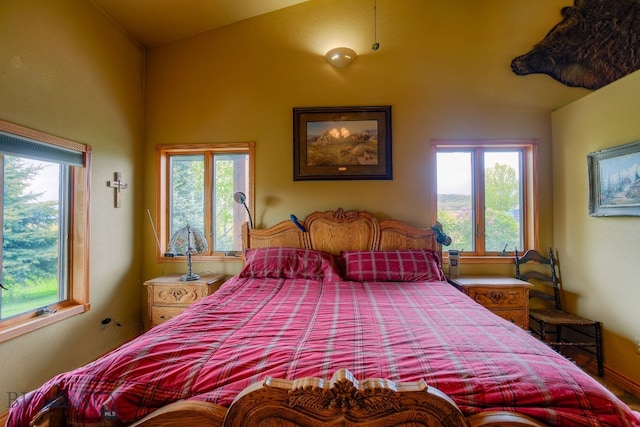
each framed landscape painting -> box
[588,140,640,216]
[293,106,392,180]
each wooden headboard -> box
[242,208,442,259]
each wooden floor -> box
[566,348,640,412]
[591,374,640,411]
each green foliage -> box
[438,208,473,251]
[438,163,520,253]
[214,158,234,250]
[485,209,520,252]
[485,163,519,211]
[171,156,205,232]
[2,156,60,317]
[484,163,520,251]
[2,157,59,285]
[169,154,246,252]
[1,278,57,318]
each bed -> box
[7,208,640,427]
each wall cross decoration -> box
[107,172,128,208]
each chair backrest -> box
[515,248,561,310]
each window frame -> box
[0,120,91,343]
[433,139,538,262]
[156,142,255,261]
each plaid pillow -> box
[240,247,340,281]
[341,249,445,282]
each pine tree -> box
[2,156,59,286]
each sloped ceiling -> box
[89,0,311,47]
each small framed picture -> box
[293,106,392,180]
[588,140,640,216]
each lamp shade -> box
[169,225,208,254]
[325,47,357,68]
[168,224,208,281]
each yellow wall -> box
[0,0,144,406]
[552,70,640,384]
[142,0,584,280]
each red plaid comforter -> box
[8,277,640,426]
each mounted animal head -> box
[511,0,640,89]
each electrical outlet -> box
[636,337,640,354]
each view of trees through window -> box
[213,156,237,251]
[170,155,205,238]
[167,151,249,254]
[437,149,523,254]
[1,156,64,319]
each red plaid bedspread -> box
[8,277,640,426]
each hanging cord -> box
[147,209,167,275]
[372,0,380,50]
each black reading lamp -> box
[431,222,452,246]
[168,224,208,281]
[233,192,253,229]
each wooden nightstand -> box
[144,273,226,329]
[448,276,533,329]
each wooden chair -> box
[515,248,603,377]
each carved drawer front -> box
[493,309,528,328]
[144,274,226,330]
[449,276,532,330]
[152,307,183,325]
[153,285,202,306]
[465,287,526,308]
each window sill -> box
[443,255,516,264]
[159,254,245,262]
[0,303,89,343]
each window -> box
[0,120,90,342]
[434,140,537,257]
[157,143,255,259]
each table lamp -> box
[168,224,208,281]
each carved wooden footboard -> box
[223,368,470,426]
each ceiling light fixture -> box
[325,47,357,68]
